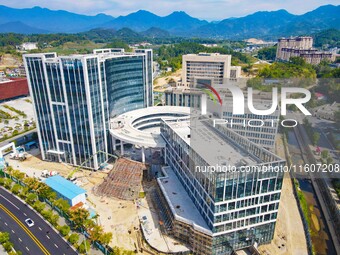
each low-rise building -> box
[312,102,339,121]
[44,175,86,206]
[0,78,29,102]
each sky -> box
[0,0,339,20]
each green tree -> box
[78,240,90,254]
[59,225,70,237]
[68,233,79,245]
[11,184,21,195]
[26,193,38,205]
[33,201,45,213]
[53,198,70,213]
[69,208,89,230]
[88,225,104,243]
[0,232,10,244]
[99,232,113,246]
[2,241,13,252]
[312,132,320,146]
[257,46,277,60]
[4,178,12,189]
[321,150,329,159]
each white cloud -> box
[0,0,338,20]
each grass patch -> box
[3,105,26,118]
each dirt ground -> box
[154,69,182,92]
[0,54,22,69]
[258,135,308,255]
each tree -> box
[11,184,21,195]
[49,213,59,227]
[26,193,37,205]
[4,178,12,189]
[33,201,45,213]
[11,170,25,180]
[312,132,320,146]
[59,225,70,237]
[0,178,5,186]
[0,232,10,244]
[68,233,79,245]
[53,198,70,213]
[327,157,333,165]
[257,46,277,61]
[100,232,113,246]
[78,240,90,254]
[321,150,329,159]
[19,186,29,199]
[88,225,104,243]
[68,208,89,230]
[2,241,13,252]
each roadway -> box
[0,187,78,255]
[0,129,37,148]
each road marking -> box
[0,194,20,210]
[26,247,29,251]
[24,213,27,216]
[4,222,7,226]
[11,230,15,233]
[0,204,50,255]
[19,238,22,242]
[54,244,58,248]
[39,227,42,231]
[46,235,50,239]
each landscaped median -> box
[0,166,120,255]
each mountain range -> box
[0,4,339,39]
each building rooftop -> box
[44,175,86,200]
[157,166,212,235]
[164,117,283,167]
[109,106,190,148]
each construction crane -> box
[67,150,118,178]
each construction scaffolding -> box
[95,158,146,201]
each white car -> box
[25,218,34,227]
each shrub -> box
[68,233,79,245]
[78,240,90,254]
[11,184,21,194]
[3,241,13,252]
[59,225,70,237]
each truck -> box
[41,170,58,178]
[9,147,27,161]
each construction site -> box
[94,158,147,201]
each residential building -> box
[276,36,335,65]
[155,117,285,254]
[23,49,153,170]
[182,53,241,87]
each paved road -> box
[0,187,78,255]
[0,129,37,148]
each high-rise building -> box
[182,53,241,87]
[276,36,335,65]
[24,49,153,169]
[156,117,285,255]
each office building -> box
[155,117,285,254]
[182,53,241,87]
[23,49,153,170]
[276,36,335,65]
[164,87,279,148]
